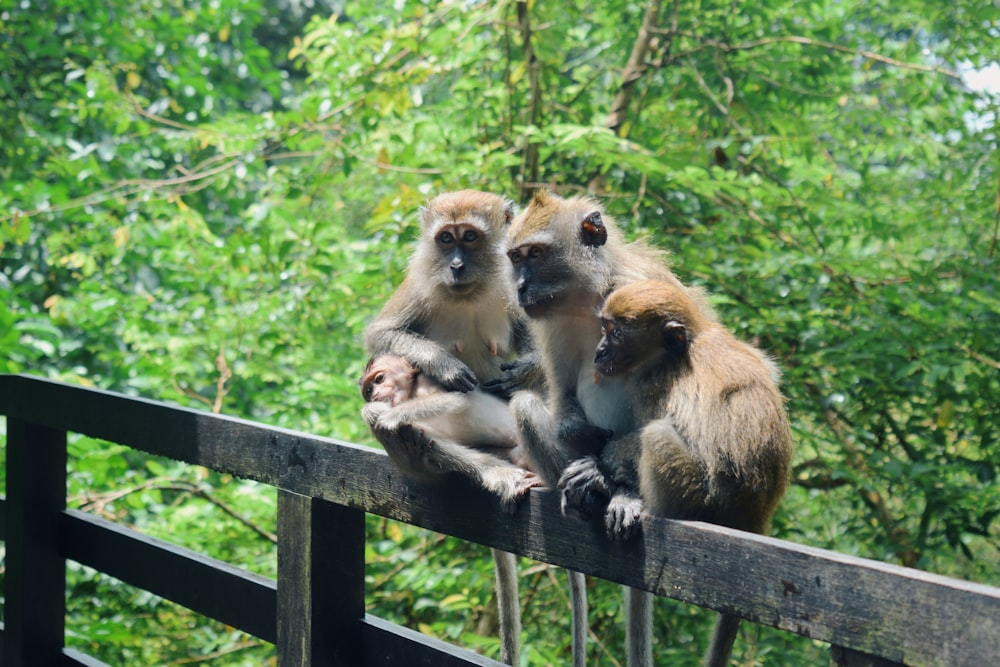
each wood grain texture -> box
[2,374,998,667]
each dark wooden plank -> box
[361,615,505,666]
[4,418,67,667]
[831,646,906,667]
[59,509,277,643]
[277,492,365,666]
[3,375,1000,666]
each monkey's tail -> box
[625,586,653,667]
[568,570,588,667]
[703,612,740,667]
[492,549,521,666]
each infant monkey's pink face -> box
[361,355,418,407]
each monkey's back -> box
[656,324,793,532]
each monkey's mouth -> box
[447,279,479,296]
[594,360,616,376]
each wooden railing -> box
[0,374,997,667]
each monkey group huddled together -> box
[359,188,794,667]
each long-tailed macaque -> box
[566,279,794,667]
[504,189,692,667]
[360,353,536,508]
[365,189,526,391]
[362,190,530,665]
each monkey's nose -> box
[450,259,464,272]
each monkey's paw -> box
[558,456,611,519]
[604,494,643,543]
[482,357,539,398]
[497,469,542,515]
[426,357,478,393]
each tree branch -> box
[516,0,542,201]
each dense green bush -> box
[2,0,997,664]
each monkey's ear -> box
[580,211,608,247]
[663,320,688,355]
[503,207,515,225]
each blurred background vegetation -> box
[1,0,998,664]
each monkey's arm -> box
[372,392,467,432]
[365,320,478,391]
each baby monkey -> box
[360,353,537,512]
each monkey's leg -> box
[509,390,572,487]
[492,549,521,666]
[625,586,653,667]
[703,613,740,667]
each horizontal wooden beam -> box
[59,509,277,643]
[3,374,999,666]
[361,615,505,666]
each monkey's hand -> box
[362,401,391,428]
[422,355,478,393]
[604,492,643,543]
[482,356,542,399]
[558,456,612,520]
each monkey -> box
[360,353,536,505]
[503,188,697,667]
[561,278,794,667]
[360,354,537,665]
[364,189,526,392]
[362,190,532,665]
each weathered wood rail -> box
[0,374,997,666]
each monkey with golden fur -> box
[564,278,794,667]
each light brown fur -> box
[594,279,793,667]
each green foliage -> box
[2,0,998,664]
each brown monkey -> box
[504,189,697,667]
[568,279,794,667]
[362,191,531,665]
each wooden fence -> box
[0,374,997,666]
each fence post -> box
[277,490,365,666]
[4,418,67,667]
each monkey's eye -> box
[611,328,625,343]
[373,372,385,384]
[462,229,479,243]
[528,246,543,259]
[438,231,455,245]
[362,384,373,400]
[507,250,522,264]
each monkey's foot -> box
[558,456,611,520]
[383,423,439,472]
[495,469,542,515]
[604,493,643,542]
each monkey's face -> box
[595,317,636,376]
[434,223,490,295]
[360,356,418,406]
[595,316,688,377]
[506,199,610,318]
